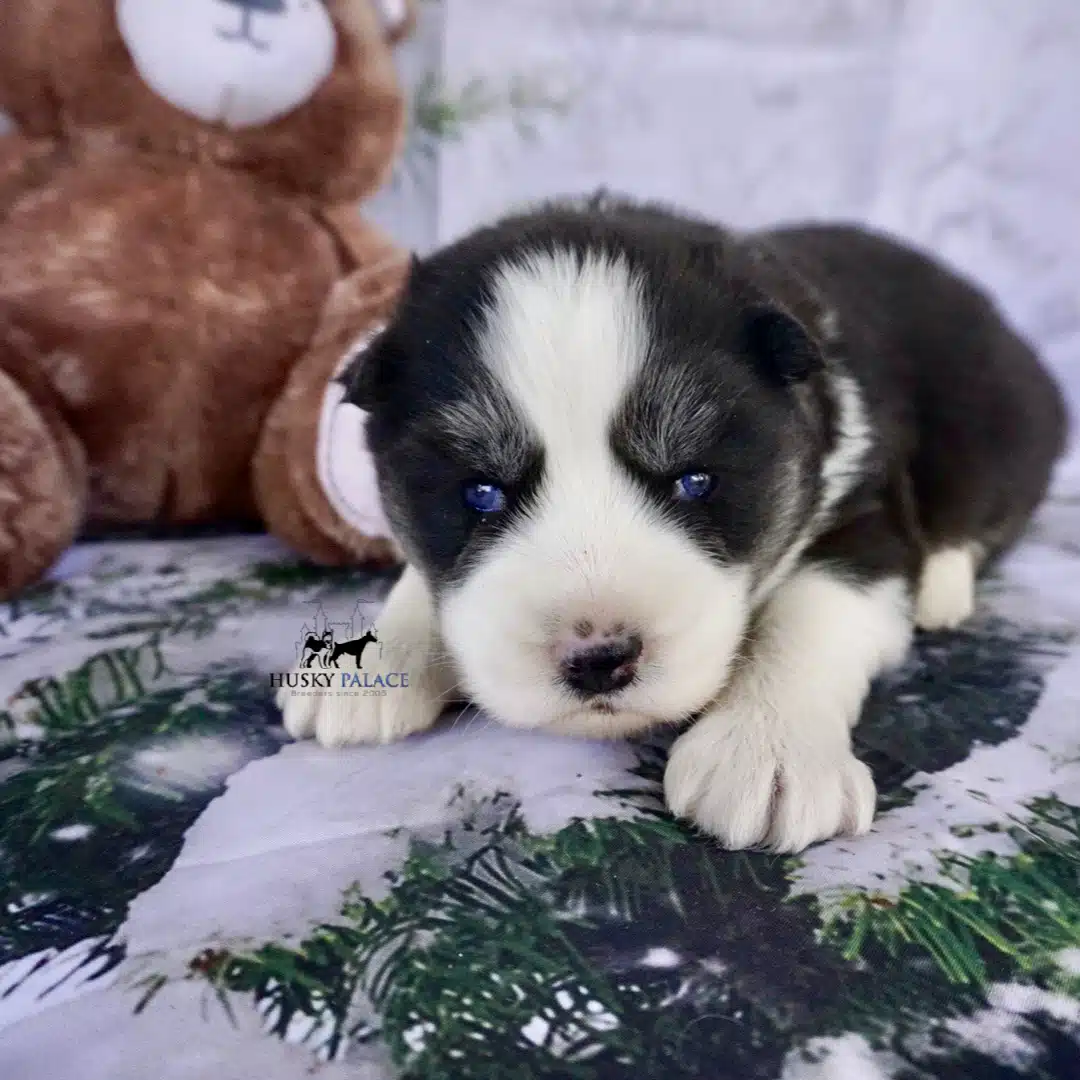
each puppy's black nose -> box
[559,634,643,697]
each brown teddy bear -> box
[0,0,416,599]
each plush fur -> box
[281,194,1069,853]
[0,0,414,597]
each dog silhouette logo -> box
[278,602,408,695]
[299,628,334,668]
[276,601,408,693]
[326,628,379,669]
[300,626,380,669]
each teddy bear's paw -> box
[0,365,86,599]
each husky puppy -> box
[281,194,1069,853]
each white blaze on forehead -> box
[480,249,651,459]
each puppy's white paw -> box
[664,705,876,853]
[279,673,443,749]
[915,546,975,631]
[279,565,454,750]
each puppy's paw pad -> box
[664,718,875,853]
[916,546,975,631]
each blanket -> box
[2,492,1079,1080]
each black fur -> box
[764,222,1070,566]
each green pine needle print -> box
[0,643,283,967]
[823,799,1080,995]
[185,783,819,1077]
[184,781,1080,1076]
[2,643,168,846]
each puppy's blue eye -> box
[463,482,507,514]
[673,471,715,501]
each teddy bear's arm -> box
[252,243,410,569]
[0,134,63,209]
[0,321,88,599]
[317,203,408,276]
[0,0,64,138]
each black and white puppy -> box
[282,195,1069,853]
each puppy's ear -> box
[403,252,440,294]
[743,305,823,385]
[340,331,397,411]
[340,255,434,410]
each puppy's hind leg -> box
[914,545,976,631]
[280,565,459,748]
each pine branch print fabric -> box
[0,498,1078,1079]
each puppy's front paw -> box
[278,674,444,749]
[663,705,876,853]
[279,565,455,750]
